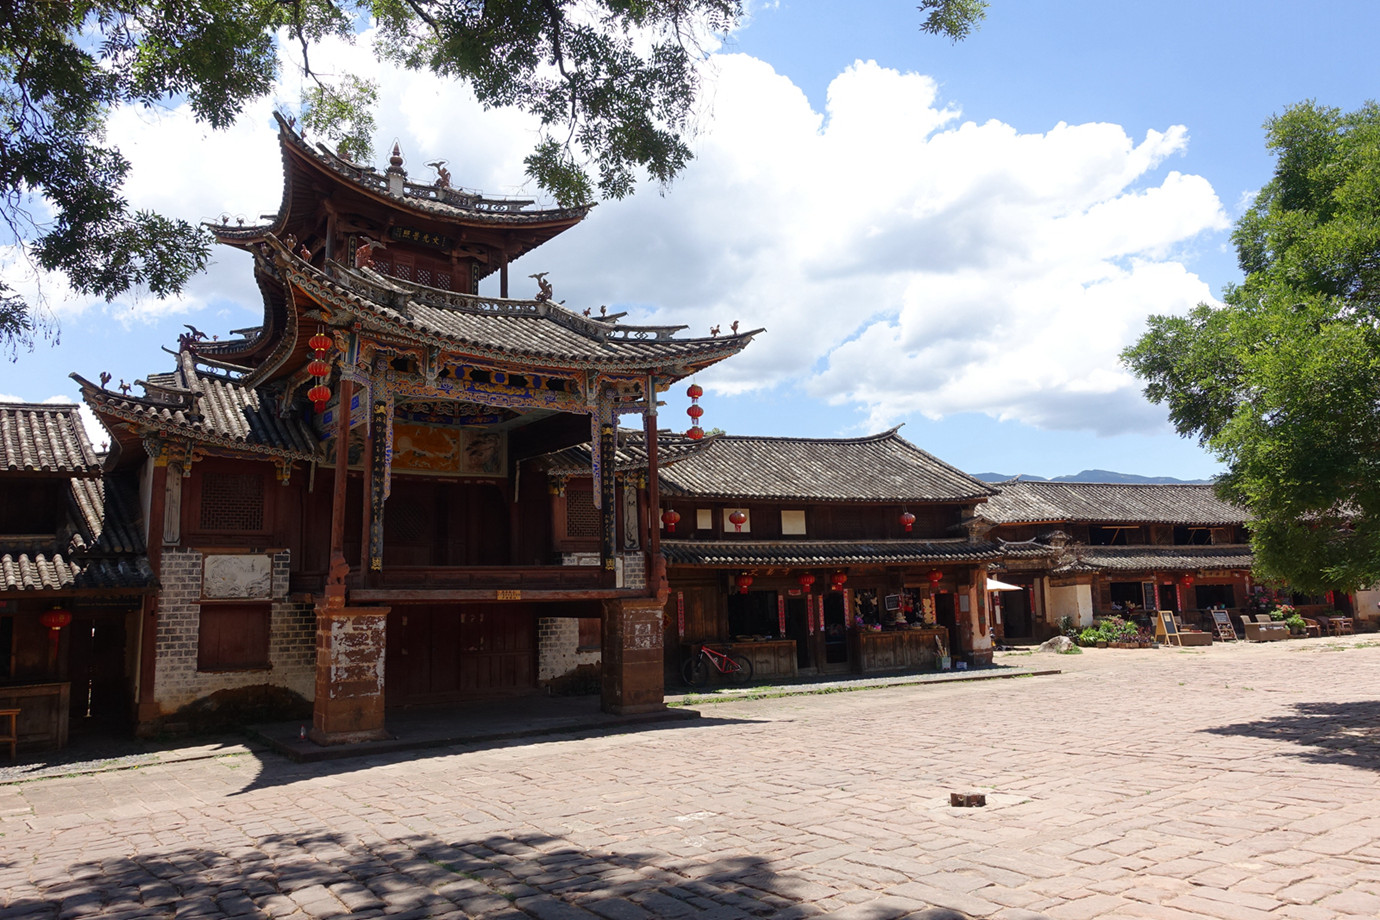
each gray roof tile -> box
[658,429,995,502]
[981,480,1247,526]
[0,403,101,475]
[1073,544,1255,572]
[663,539,1008,567]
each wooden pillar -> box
[330,378,354,570]
[367,396,391,571]
[598,411,617,576]
[644,382,661,562]
[135,449,170,731]
[601,596,666,714]
[500,255,509,298]
[359,389,374,573]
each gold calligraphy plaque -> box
[496,589,521,600]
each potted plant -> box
[1284,612,1307,636]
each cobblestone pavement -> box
[3,636,1380,920]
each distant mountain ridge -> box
[973,469,1213,485]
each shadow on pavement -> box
[1205,699,1380,771]
[229,713,758,797]
[0,826,982,920]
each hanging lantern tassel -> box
[686,382,704,440]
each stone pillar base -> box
[601,596,667,715]
[312,602,391,744]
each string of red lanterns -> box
[306,328,334,413]
[685,382,704,440]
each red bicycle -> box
[682,644,754,687]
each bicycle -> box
[681,644,754,687]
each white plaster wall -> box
[1355,589,1380,628]
[537,617,601,681]
[1048,584,1094,628]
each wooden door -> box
[66,609,130,724]
[386,603,536,706]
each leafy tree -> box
[2,2,984,354]
[1123,101,1380,593]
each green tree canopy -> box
[1123,101,1380,593]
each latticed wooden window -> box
[394,263,412,281]
[417,268,433,287]
[436,273,451,291]
[565,489,598,538]
[199,473,265,532]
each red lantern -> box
[728,510,747,532]
[1180,572,1195,586]
[309,331,333,354]
[928,569,943,590]
[687,403,704,421]
[40,607,71,669]
[686,425,704,440]
[687,383,703,400]
[308,383,331,413]
[661,509,681,533]
[831,572,848,591]
[307,358,331,378]
[798,573,816,591]
[900,510,916,532]
[39,608,72,631]
[736,573,754,594]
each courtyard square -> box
[3,636,1380,920]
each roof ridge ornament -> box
[386,141,406,195]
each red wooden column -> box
[313,377,390,744]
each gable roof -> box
[980,480,1247,526]
[73,350,322,463]
[657,429,996,503]
[0,403,101,476]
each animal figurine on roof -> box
[530,272,554,303]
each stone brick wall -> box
[540,551,652,690]
[153,549,316,716]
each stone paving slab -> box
[3,635,1380,919]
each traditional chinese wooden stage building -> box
[72,115,757,740]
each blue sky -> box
[3,1,1379,481]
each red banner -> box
[778,594,786,635]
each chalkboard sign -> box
[883,594,901,612]
[1210,609,1237,641]
[1142,581,1158,611]
[1156,609,1182,646]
